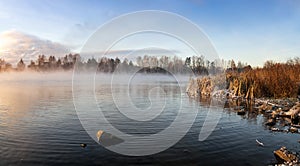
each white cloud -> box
[0,30,70,64]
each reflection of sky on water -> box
[0,73,299,165]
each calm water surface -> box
[0,73,299,166]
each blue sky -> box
[0,0,300,66]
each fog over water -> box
[0,71,192,83]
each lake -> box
[0,72,299,165]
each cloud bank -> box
[0,30,70,64]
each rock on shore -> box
[274,146,300,165]
[284,103,300,119]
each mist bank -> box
[0,71,191,85]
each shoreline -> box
[186,76,300,165]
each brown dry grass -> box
[227,62,300,98]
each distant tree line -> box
[0,54,80,72]
[0,54,244,75]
